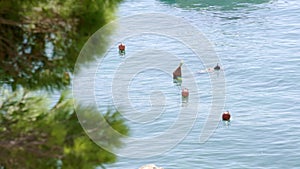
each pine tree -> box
[0,0,128,168]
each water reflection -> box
[173,78,182,86]
[222,120,231,127]
[160,0,270,11]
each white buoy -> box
[139,164,163,169]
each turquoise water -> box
[94,0,300,168]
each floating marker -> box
[118,43,126,55]
[222,111,231,121]
[182,88,189,98]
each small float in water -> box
[139,164,163,169]
[222,111,231,121]
[181,88,189,98]
[118,42,126,55]
[173,61,183,85]
[198,63,222,74]
[181,88,189,105]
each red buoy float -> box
[118,43,126,55]
[182,88,189,98]
[222,111,231,121]
[118,43,125,51]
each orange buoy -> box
[182,88,189,97]
[222,111,231,121]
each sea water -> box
[93,0,300,168]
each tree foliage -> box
[0,0,122,90]
[0,90,129,169]
[0,0,129,168]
